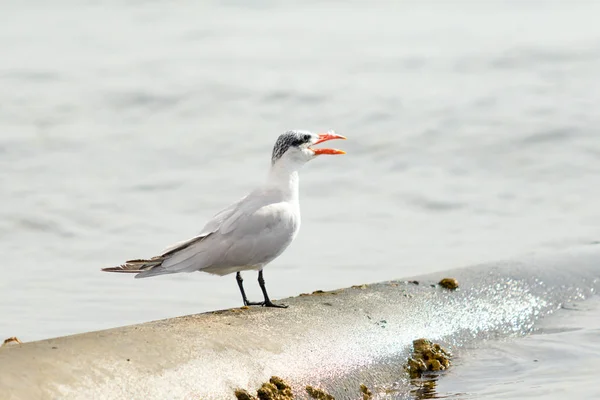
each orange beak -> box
[310,132,347,155]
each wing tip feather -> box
[101,257,165,274]
[101,266,142,273]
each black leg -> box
[236,272,262,306]
[257,270,288,308]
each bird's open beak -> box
[310,132,347,155]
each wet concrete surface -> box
[1,246,598,399]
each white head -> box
[271,130,346,168]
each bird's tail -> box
[101,256,165,274]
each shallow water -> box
[428,295,600,399]
[1,1,600,397]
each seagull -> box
[102,130,346,308]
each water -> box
[429,295,600,399]
[1,0,600,397]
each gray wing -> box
[159,195,248,256]
[143,192,299,277]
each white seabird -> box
[102,130,346,307]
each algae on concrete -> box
[233,338,449,398]
[299,289,340,296]
[305,385,335,400]
[438,278,459,290]
[1,337,22,348]
[234,376,294,400]
[236,377,376,400]
[405,338,452,379]
[234,389,256,400]
[360,384,372,400]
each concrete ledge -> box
[1,246,599,399]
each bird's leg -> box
[236,272,262,306]
[257,270,288,308]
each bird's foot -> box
[244,300,264,306]
[243,300,287,308]
[262,300,288,308]
[243,300,288,308]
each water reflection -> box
[377,373,465,399]
[410,375,440,399]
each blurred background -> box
[1,0,600,345]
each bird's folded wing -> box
[218,192,284,235]
[159,195,248,256]
[160,235,208,257]
[198,195,249,235]
[153,193,295,275]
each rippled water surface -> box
[1,1,600,397]
[428,296,600,399]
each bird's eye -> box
[303,134,311,142]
